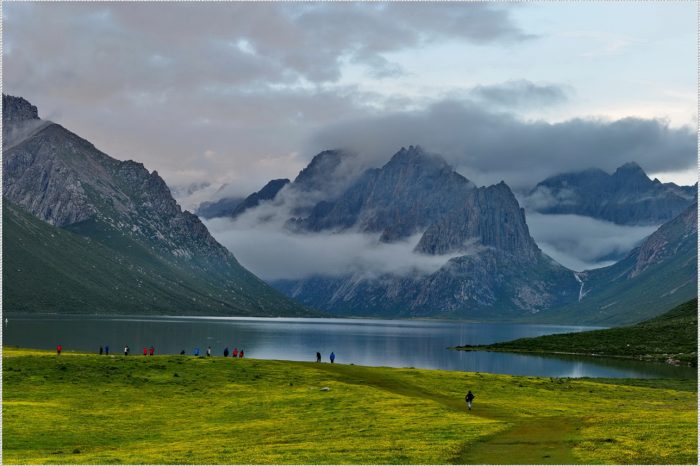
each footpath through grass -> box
[3,347,697,464]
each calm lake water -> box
[3,315,695,379]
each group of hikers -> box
[57,344,246,358]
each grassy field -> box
[3,347,697,464]
[457,299,698,365]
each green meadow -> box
[3,347,697,464]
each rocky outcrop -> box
[3,94,39,123]
[527,162,696,225]
[415,182,539,260]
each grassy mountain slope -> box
[459,299,698,365]
[535,203,697,325]
[2,94,313,317]
[3,201,315,316]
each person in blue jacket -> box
[194,347,200,356]
[330,352,335,363]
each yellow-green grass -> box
[3,347,697,464]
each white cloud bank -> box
[526,213,658,271]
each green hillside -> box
[459,299,698,365]
[3,201,315,317]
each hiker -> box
[56,344,62,355]
[207,346,212,357]
[465,390,475,411]
[124,345,129,356]
[149,346,155,356]
[143,347,148,356]
[180,350,186,355]
[105,345,109,355]
[232,347,239,358]
[99,346,103,355]
[239,350,244,358]
[224,347,229,357]
[194,347,200,356]
[330,352,335,363]
[316,352,321,363]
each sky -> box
[3,2,698,276]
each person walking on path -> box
[207,346,212,357]
[124,345,129,356]
[224,347,229,357]
[56,344,62,355]
[316,352,321,363]
[149,346,155,356]
[194,347,200,356]
[99,346,103,355]
[465,390,475,411]
[330,352,335,363]
[239,350,244,358]
[143,347,148,356]
[105,345,109,355]
[232,347,239,358]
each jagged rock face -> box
[275,250,579,319]
[298,145,476,241]
[3,94,39,123]
[527,162,696,225]
[415,182,539,260]
[3,122,228,262]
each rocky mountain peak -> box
[293,149,346,192]
[3,94,39,123]
[385,144,450,172]
[612,162,650,185]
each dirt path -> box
[454,416,580,464]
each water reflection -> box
[3,314,695,379]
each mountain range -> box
[218,145,696,324]
[4,94,696,324]
[525,162,696,225]
[2,94,312,316]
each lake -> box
[3,315,695,379]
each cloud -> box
[469,80,571,109]
[309,99,697,190]
[204,214,462,281]
[526,213,658,271]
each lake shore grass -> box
[455,299,698,366]
[3,347,697,464]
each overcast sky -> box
[4,2,697,208]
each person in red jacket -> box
[56,344,62,355]
[239,350,244,358]
[149,346,155,356]
[143,347,148,356]
[232,347,238,358]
